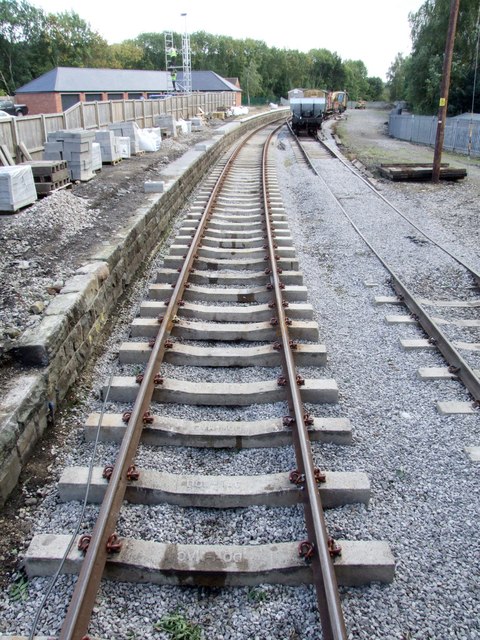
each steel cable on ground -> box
[27,372,115,640]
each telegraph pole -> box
[432,0,461,183]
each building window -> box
[107,93,124,100]
[85,93,102,102]
[61,94,81,110]
[128,93,143,100]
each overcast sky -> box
[31,0,425,80]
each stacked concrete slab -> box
[91,143,102,172]
[45,130,96,182]
[118,137,131,158]
[0,165,37,212]
[94,130,122,164]
[108,122,141,154]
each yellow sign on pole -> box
[439,98,446,107]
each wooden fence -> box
[0,92,235,161]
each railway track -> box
[17,121,394,639]
[289,126,480,411]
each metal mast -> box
[181,13,192,94]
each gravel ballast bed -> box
[1,111,479,639]
[275,125,480,639]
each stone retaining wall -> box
[0,109,288,505]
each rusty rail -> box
[58,126,264,640]
[55,119,344,639]
[262,126,347,640]
[291,128,480,405]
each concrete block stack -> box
[108,122,141,154]
[45,130,96,182]
[94,130,122,164]
[0,165,37,212]
[23,160,70,195]
[43,142,63,160]
[153,114,177,137]
[190,117,203,131]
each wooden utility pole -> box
[432,0,461,183]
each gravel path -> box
[0,108,479,640]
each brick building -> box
[15,67,242,115]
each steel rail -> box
[289,130,480,404]
[285,119,336,173]
[263,126,347,640]
[58,124,271,640]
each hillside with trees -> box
[0,0,384,102]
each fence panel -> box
[44,114,65,133]
[111,101,125,123]
[15,117,45,152]
[82,103,98,130]
[0,119,15,154]
[97,102,111,128]
[0,92,236,160]
[443,120,456,151]
[64,104,83,130]
[389,113,480,157]
[123,101,135,121]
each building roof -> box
[177,71,241,92]
[16,67,241,94]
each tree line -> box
[3,0,478,113]
[0,0,383,101]
[387,0,480,115]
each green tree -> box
[42,10,110,69]
[307,48,345,89]
[241,59,262,105]
[107,41,144,69]
[343,59,369,101]
[365,76,385,101]
[0,0,46,94]
[134,32,172,70]
[191,31,218,70]
[407,0,480,114]
[386,53,409,102]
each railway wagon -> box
[290,97,327,136]
[330,90,348,113]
